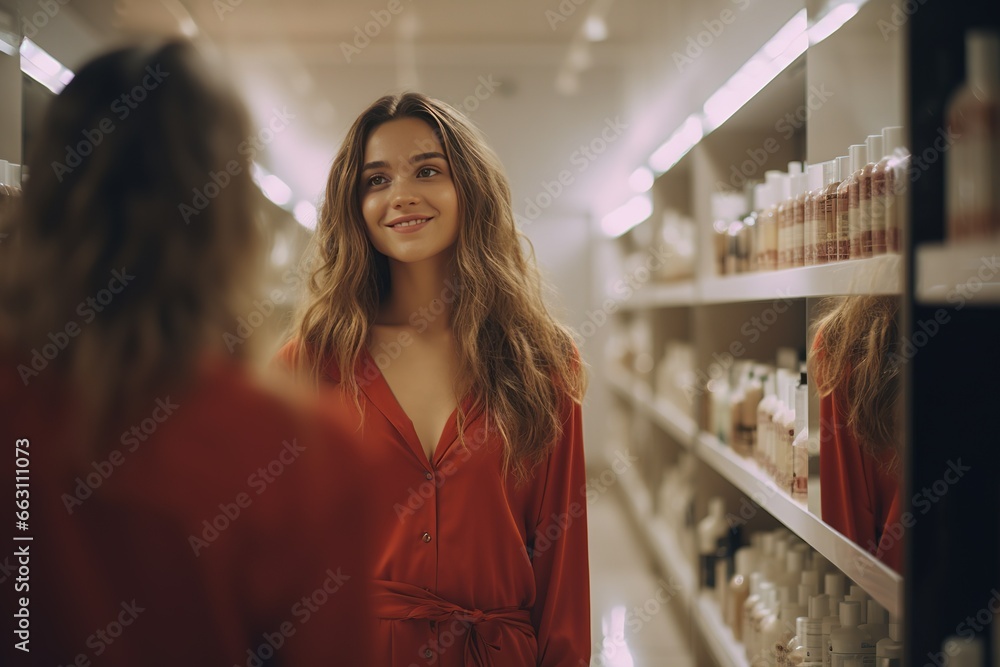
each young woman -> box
[811,295,903,572]
[278,93,591,666]
[0,41,374,665]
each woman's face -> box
[360,117,460,265]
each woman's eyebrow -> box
[361,153,445,173]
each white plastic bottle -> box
[859,601,888,644]
[698,497,728,590]
[874,621,902,667]
[941,635,984,667]
[829,601,876,667]
[791,365,809,499]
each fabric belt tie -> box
[373,579,533,666]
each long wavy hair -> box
[290,92,586,481]
[0,41,261,458]
[810,296,901,466]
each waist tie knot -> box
[373,579,533,666]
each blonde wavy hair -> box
[810,296,901,466]
[289,92,586,480]
[0,41,261,457]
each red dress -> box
[814,341,903,573]
[0,353,375,666]
[276,342,591,667]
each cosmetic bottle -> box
[698,498,728,589]
[713,194,734,275]
[777,376,797,493]
[778,169,795,270]
[744,573,768,654]
[829,601,875,667]
[847,145,867,259]
[763,171,783,271]
[874,621,902,667]
[879,126,907,254]
[785,617,809,667]
[710,375,730,444]
[764,370,785,479]
[802,594,831,665]
[859,600,888,644]
[791,365,809,500]
[845,586,869,624]
[940,635,984,667]
[727,363,747,449]
[727,218,745,276]
[757,373,778,472]
[727,546,757,637]
[822,613,841,667]
[945,30,1000,241]
[871,129,893,255]
[740,366,765,458]
[804,164,823,266]
[748,583,777,661]
[834,156,851,262]
[860,134,882,258]
[792,170,807,267]
[822,160,841,264]
[747,184,765,272]
[768,597,806,667]
[824,572,846,616]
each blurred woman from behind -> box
[0,41,373,665]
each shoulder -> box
[272,338,343,384]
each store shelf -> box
[698,255,902,304]
[617,466,747,667]
[696,432,902,618]
[618,280,696,310]
[606,366,697,448]
[915,242,1000,306]
[696,592,748,667]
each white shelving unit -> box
[696,433,903,618]
[598,2,909,664]
[915,242,1000,306]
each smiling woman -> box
[278,92,591,666]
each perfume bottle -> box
[847,144,867,259]
[861,134,883,258]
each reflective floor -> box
[588,489,697,667]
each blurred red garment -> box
[276,342,591,667]
[0,353,375,666]
[814,340,903,574]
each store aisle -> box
[588,486,697,667]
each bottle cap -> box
[807,163,824,192]
[943,635,984,667]
[837,156,851,184]
[753,183,766,211]
[866,135,884,165]
[809,594,830,620]
[823,159,838,185]
[849,144,867,174]
[839,600,862,627]
[882,126,906,155]
[824,572,846,600]
[788,161,803,175]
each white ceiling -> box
[28,0,804,225]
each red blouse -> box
[276,342,591,667]
[814,341,903,573]
[0,353,375,666]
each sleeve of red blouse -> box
[530,397,591,667]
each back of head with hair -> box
[0,40,261,456]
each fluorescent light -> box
[261,174,292,206]
[601,194,652,238]
[809,2,861,45]
[649,115,703,173]
[20,39,74,94]
[703,9,808,132]
[584,16,608,42]
[628,166,654,193]
[293,200,317,231]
